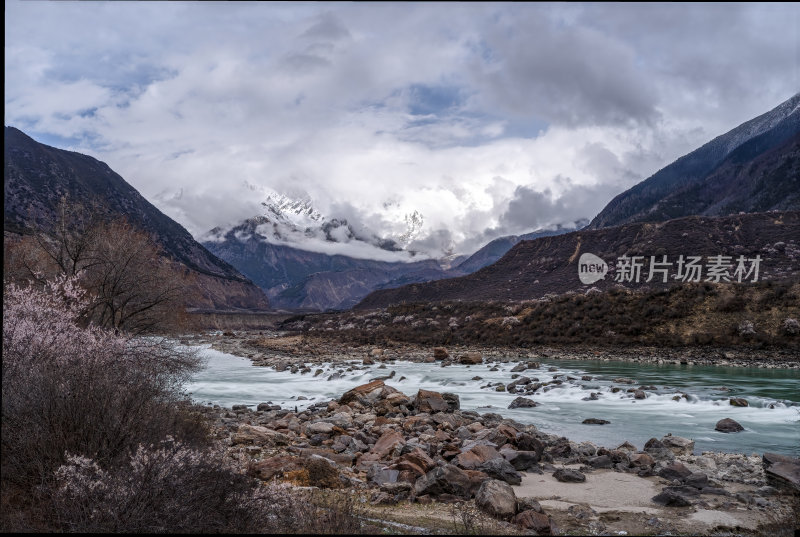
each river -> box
[185,345,800,456]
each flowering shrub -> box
[2,277,200,495]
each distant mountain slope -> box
[356,211,800,309]
[449,220,588,275]
[589,93,800,229]
[202,216,449,310]
[4,126,269,310]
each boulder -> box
[231,425,290,446]
[340,380,385,406]
[729,397,749,407]
[415,389,449,413]
[715,418,744,433]
[512,510,552,533]
[475,479,517,519]
[658,462,692,482]
[248,455,302,481]
[305,421,335,436]
[478,458,523,485]
[442,392,461,412]
[652,487,695,507]
[763,452,800,492]
[371,430,405,459]
[629,453,655,468]
[582,418,610,425]
[502,449,541,471]
[508,397,538,409]
[515,434,545,458]
[414,464,473,499]
[433,347,449,360]
[587,455,614,469]
[553,468,586,483]
[660,435,694,456]
[459,352,483,365]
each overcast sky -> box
[5,2,799,258]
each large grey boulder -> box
[475,479,517,519]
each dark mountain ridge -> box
[4,126,269,310]
[589,93,799,229]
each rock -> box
[340,380,385,406]
[368,465,400,485]
[512,510,552,533]
[582,418,610,425]
[305,421,336,435]
[232,425,290,446]
[684,472,709,489]
[652,488,693,507]
[433,347,449,360]
[658,462,692,482]
[587,455,614,469]
[629,453,655,468]
[515,434,544,457]
[614,377,636,384]
[729,397,749,407]
[715,418,745,433]
[414,464,473,499]
[248,455,302,481]
[478,458,522,485]
[442,392,461,412]
[660,435,694,456]
[415,389,449,413]
[475,479,517,519]
[553,468,586,483]
[508,397,538,409]
[763,452,800,492]
[511,363,527,372]
[459,352,483,365]
[634,390,647,399]
[502,449,541,471]
[371,430,405,459]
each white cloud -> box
[5,1,798,258]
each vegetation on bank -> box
[283,279,800,349]
[0,275,365,532]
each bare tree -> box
[7,196,187,334]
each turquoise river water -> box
[185,345,799,456]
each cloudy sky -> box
[5,2,799,258]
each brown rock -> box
[729,397,749,407]
[371,430,405,459]
[629,453,655,468]
[433,347,449,360]
[513,510,552,533]
[415,389,449,413]
[340,380,385,405]
[248,455,302,481]
[459,352,483,365]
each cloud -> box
[4,1,798,260]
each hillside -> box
[3,126,269,310]
[588,93,799,229]
[356,211,800,308]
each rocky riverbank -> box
[183,330,800,370]
[182,330,799,535]
[191,377,799,535]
